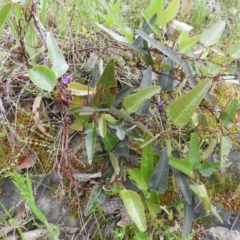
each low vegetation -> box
[0,0,240,239]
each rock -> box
[209,226,240,240]
[0,172,80,228]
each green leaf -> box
[171,20,193,31]
[200,21,226,47]
[227,99,238,120]
[84,185,106,216]
[0,4,12,39]
[67,82,96,96]
[220,136,232,168]
[149,148,169,193]
[85,123,97,164]
[146,200,161,219]
[167,80,211,127]
[105,0,120,27]
[219,111,234,127]
[96,23,129,43]
[145,0,163,19]
[187,133,201,168]
[91,62,101,88]
[98,0,133,42]
[98,115,107,137]
[201,138,217,161]
[198,162,221,177]
[190,184,211,214]
[159,58,174,91]
[69,118,84,131]
[149,190,159,204]
[102,131,118,152]
[47,32,68,77]
[109,107,154,137]
[210,205,223,224]
[28,65,57,91]
[197,113,209,127]
[136,66,153,116]
[183,196,195,238]
[229,41,240,59]
[104,114,116,123]
[109,153,120,175]
[120,189,147,232]
[123,86,160,114]
[157,0,180,25]
[171,167,192,204]
[91,59,117,107]
[128,168,148,191]
[140,135,154,180]
[178,32,201,54]
[169,157,194,178]
[114,87,134,107]
[103,183,122,195]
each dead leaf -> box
[7,228,47,240]
[73,171,102,182]
[32,95,53,138]
[16,154,35,170]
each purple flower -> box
[157,101,164,109]
[61,75,72,86]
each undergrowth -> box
[1,0,240,239]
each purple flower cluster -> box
[157,101,164,109]
[61,75,72,86]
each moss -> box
[0,103,59,178]
[201,166,240,211]
[159,176,179,206]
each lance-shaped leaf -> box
[98,0,133,42]
[229,41,240,59]
[91,59,118,107]
[159,58,174,91]
[109,152,120,175]
[198,162,221,177]
[146,200,161,219]
[85,123,97,164]
[124,86,160,114]
[102,131,118,152]
[148,148,169,193]
[187,133,201,168]
[171,167,192,204]
[169,157,194,178]
[178,31,201,54]
[47,32,68,78]
[157,0,180,25]
[84,185,106,216]
[137,30,198,89]
[190,184,211,214]
[227,99,238,121]
[220,136,232,168]
[128,168,148,191]
[136,66,153,115]
[120,189,147,232]
[141,134,154,180]
[167,80,211,127]
[67,82,96,96]
[200,21,226,47]
[96,23,129,43]
[183,195,195,238]
[145,0,163,19]
[0,3,12,39]
[114,87,134,107]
